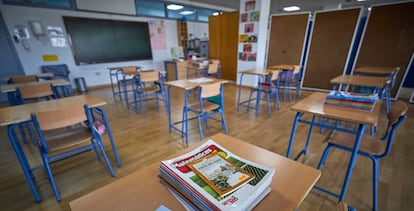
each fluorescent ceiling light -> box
[179,11,194,15]
[167,4,183,10]
[283,6,300,12]
[213,12,220,16]
[357,0,367,2]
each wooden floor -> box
[0,83,413,210]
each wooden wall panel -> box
[353,2,414,98]
[302,8,362,91]
[209,11,239,81]
[266,13,310,66]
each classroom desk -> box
[237,69,271,116]
[286,92,381,203]
[107,66,142,101]
[2,73,55,81]
[330,75,388,93]
[353,66,397,76]
[69,133,321,211]
[0,94,121,202]
[267,64,296,70]
[164,77,226,144]
[1,79,72,105]
[330,74,389,112]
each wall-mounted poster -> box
[245,1,256,11]
[244,23,254,33]
[239,34,249,43]
[241,13,248,22]
[250,11,260,22]
[248,35,258,43]
[243,44,252,52]
[239,52,257,61]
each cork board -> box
[353,2,414,98]
[266,12,310,66]
[302,8,362,91]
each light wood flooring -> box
[0,83,413,210]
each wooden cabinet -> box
[177,21,188,53]
[164,60,190,81]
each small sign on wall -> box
[42,54,59,62]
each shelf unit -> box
[177,20,188,53]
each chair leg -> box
[96,137,116,177]
[41,154,61,201]
[265,92,271,115]
[197,113,203,140]
[317,144,333,170]
[274,90,280,108]
[139,92,145,114]
[221,111,229,134]
[91,138,101,160]
[373,158,379,211]
[133,90,138,114]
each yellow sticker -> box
[42,54,58,62]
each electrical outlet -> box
[95,72,101,76]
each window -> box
[3,0,75,9]
[136,0,166,18]
[198,8,217,22]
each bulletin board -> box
[352,2,414,98]
[266,12,310,66]
[302,8,362,91]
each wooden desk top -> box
[330,75,388,88]
[2,73,54,81]
[0,95,106,126]
[290,92,381,126]
[0,79,70,93]
[164,78,227,90]
[354,66,397,75]
[267,64,296,70]
[69,133,320,211]
[239,69,272,76]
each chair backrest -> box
[389,67,400,89]
[10,75,38,84]
[381,100,408,157]
[138,71,159,83]
[269,70,280,82]
[32,104,87,131]
[207,59,220,74]
[121,66,138,75]
[41,64,70,79]
[18,83,55,100]
[200,82,222,99]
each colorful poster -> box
[250,11,260,22]
[241,13,248,22]
[244,23,254,33]
[243,44,252,52]
[245,1,256,11]
[149,20,166,50]
[239,34,249,43]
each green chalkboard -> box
[63,16,153,65]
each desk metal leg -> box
[94,106,122,167]
[339,124,366,201]
[255,75,264,116]
[8,124,41,202]
[167,86,172,134]
[294,115,316,160]
[286,112,304,158]
[184,90,190,145]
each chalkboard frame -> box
[63,16,153,65]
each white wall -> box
[0,5,208,88]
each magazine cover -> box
[159,139,275,210]
[188,152,254,197]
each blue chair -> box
[31,104,115,201]
[41,64,72,96]
[278,65,301,102]
[317,101,407,211]
[203,59,221,78]
[15,83,57,144]
[184,82,228,141]
[248,70,281,115]
[132,70,166,114]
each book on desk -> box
[325,91,379,111]
[158,139,275,210]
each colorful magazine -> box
[159,139,275,210]
[188,152,254,197]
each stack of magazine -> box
[325,90,379,111]
[158,140,275,210]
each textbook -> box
[159,139,275,210]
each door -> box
[0,11,25,102]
